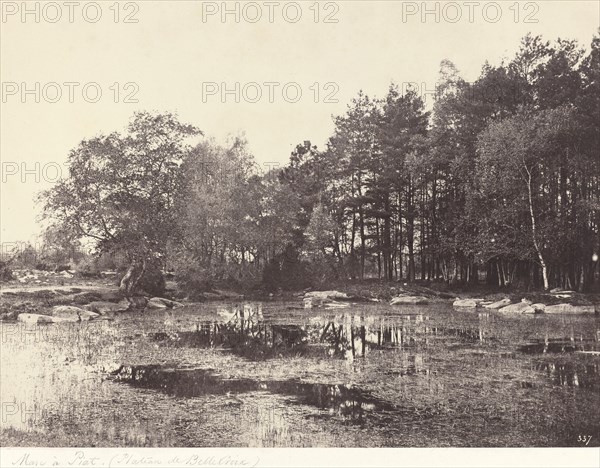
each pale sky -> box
[1,0,599,244]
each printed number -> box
[577,435,592,446]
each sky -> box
[1,0,599,245]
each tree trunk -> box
[406,176,415,282]
[526,168,549,290]
[119,258,147,296]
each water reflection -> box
[533,361,600,389]
[520,338,600,354]
[150,304,495,362]
[112,364,397,424]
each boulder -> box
[498,302,534,314]
[304,290,350,300]
[147,297,184,309]
[213,290,244,299]
[18,313,76,323]
[128,296,148,309]
[324,301,350,309]
[96,290,123,302]
[51,305,99,321]
[550,288,574,295]
[303,296,331,308]
[391,295,429,305]
[484,298,512,309]
[531,303,546,314]
[545,303,595,314]
[453,299,478,308]
[84,300,130,314]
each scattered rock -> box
[201,292,222,300]
[550,288,574,294]
[453,299,478,308]
[498,302,534,314]
[303,296,330,308]
[484,298,512,309]
[212,290,244,299]
[51,305,99,321]
[127,296,148,309]
[18,313,53,323]
[96,290,123,302]
[84,300,130,314]
[17,313,76,323]
[545,303,595,314]
[391,295,429,305]
[304,290,350,300]
[324,301,350,309]
[147,297,184,309]
[70,292,102,305]
[303,290,352,308]
[531,303,546,314]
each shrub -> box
[137,259,166,297]
[73,257,101,278]
[0,261,14,282]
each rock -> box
[213,289,244,299]
[70,292,102,305]
[18,313,54,323]
[531,303,546,314]
[303,296,330,308]
[202,292,223,300]
[520,298,533,305]
[147,297,184,309]
[147,298,168,309]
[18,313,76,323]
[304,290,350,300]
[84,300,130,314]
[51,306,99,321]
[550,288,574,295]
[391,295,429,305]
[453,299,478,308]
[96,290,123,302]
[324,301,350,309]
[484,298,512,309]
[545,303,595,314]
[498,302,534,314]
[128,296,148,309]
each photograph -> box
[1,1,599,466]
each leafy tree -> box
[41,112,201,295]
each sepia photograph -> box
[1,1,599,467]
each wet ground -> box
[1,301,599,447]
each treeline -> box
[41,33,600,294]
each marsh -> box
[1,301,598,447]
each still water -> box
[1,302,599,447]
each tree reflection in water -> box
[112,364,398,424]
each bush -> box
[174,264,213,300]
[73,257,102,278]
[137,260,166,297]
[262,247,312,291]
[0,261,14,282]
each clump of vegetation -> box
[0,260,14,282]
